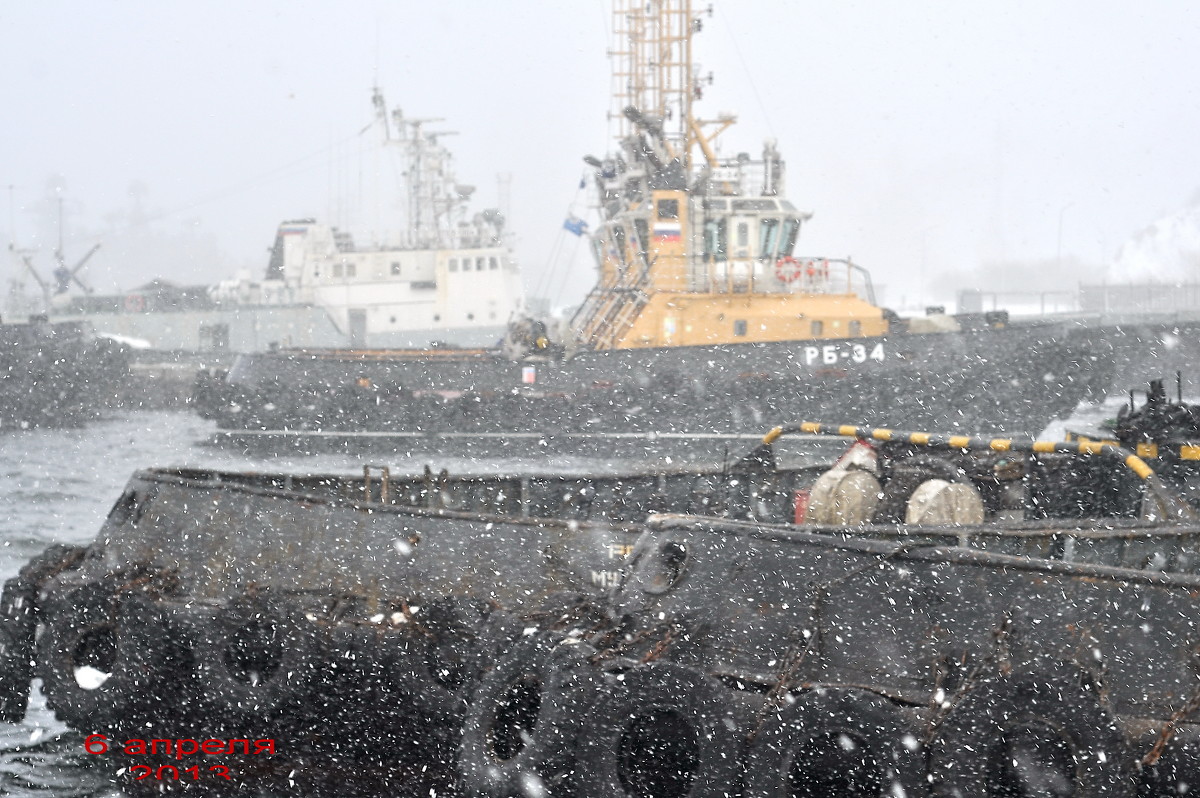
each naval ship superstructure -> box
[17,90,524,354]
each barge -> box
[6,411,1200,794]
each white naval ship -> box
[13,90,525,354]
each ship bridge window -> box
[489,257,498,270]
[657,198,680,219]
[703,218,727,262]
[733,320,747,336]
[346,263,356,278]
[737,222,749,248]
[391,262,401,275]
[333,263,343,278]
[759,218,781,259]
[812,320,824,336]
[780,218,800,256]
[477,257,485,271]
[450,259,459,272]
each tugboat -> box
[198,0,1108,450]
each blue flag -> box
[563,216,588,236]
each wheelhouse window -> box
[703,218,727,262]
[733,319,748,336]
[391,262,401,275]
[657,198,680,219]
[737,222,749,248]
[759,218,780,259]
[449,259,459,272]
[780,218,800,256]
[811,320,824,336]
[489,257,498,270]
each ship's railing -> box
[741,421,1195,523]
[697,256,876,303]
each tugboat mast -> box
[611,0,696,169]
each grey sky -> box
[2,1,1198,312]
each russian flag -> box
[654,222,682,242]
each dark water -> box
[0,401,1114,797]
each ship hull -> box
[0,321,130,429]
[201,320,1110,442]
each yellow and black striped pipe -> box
[759,422,1156,480]
[749,421,1195,523]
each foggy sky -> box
[2,1,1198,313]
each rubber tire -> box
[928,666,1137,798]
[0,580,38,722]
[192,595,324,727]
[35,583,160,732]
[0,544,87,722]
[458,634,603,798]
[743,687,926,798]
[380,596,491,725]
[574,662,750,798]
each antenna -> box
[50,197,99,295]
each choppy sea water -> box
[0,400,1126,797]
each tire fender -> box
[573,662,753,798]
[458,634,602,798]
[928,664,1137,797]
[743,686,926,798]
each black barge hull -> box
[200,321,1107,442]
[11,435,1200,795]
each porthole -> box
[644,539,688,595]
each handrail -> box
[742,421,1196,523]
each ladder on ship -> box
[570,251,656,350]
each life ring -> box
[123,293,145,313]
[774,256,803,283]
[458,633,602,798]
[742,687,926,798]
